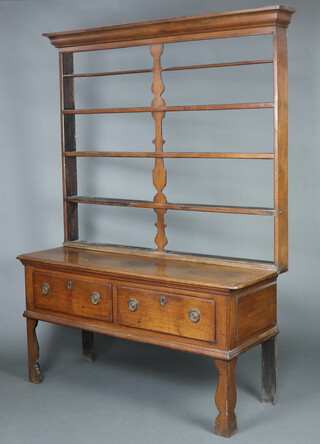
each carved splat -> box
[26,318,42,383]
[150,44,168,252]
[214,358,237,438]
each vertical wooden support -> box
[273,27,288,271]
[214,358,237,438]
[60,52,78,242]
[150,44,168,252]
[26,318,42,383]
[261,336,277,405]
[82,331,95,362]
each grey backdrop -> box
[0,1,319,443]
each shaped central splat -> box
[150,44,168,252]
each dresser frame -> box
[18,6,295,437]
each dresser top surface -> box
[18,247,277,290]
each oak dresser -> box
[18,6,295,437]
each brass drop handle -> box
[128,298,139,312]
[41,283,51,295]
[188,309,200,323]
[90,292,101,305]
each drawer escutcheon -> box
[67,281,72,290]
[160,296,166,306]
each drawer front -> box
[33,272,112,321]
[117,287,215,342]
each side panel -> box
[236,283,277,343]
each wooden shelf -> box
[63,102,274,115]
[63,59,273,79]
[65,195,275,216]
[63,151,274,159]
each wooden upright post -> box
[60,52,78,242]
[273,26,289,271]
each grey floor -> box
[1,321,319,444]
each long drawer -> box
[117,286,215,342]
[33,272,112,321]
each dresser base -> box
[20,247,278,437]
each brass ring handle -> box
[188,308,200,323]
[128,298,139,312]
[90,292,101,305]
[41,283,51,295]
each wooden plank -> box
[63,59,273,79]
[273,27,288,271]
[65,195,275,216]
[63,102,274,114]
[64,68,153,78]
[164,59,273,72]
[63,151,274,159]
